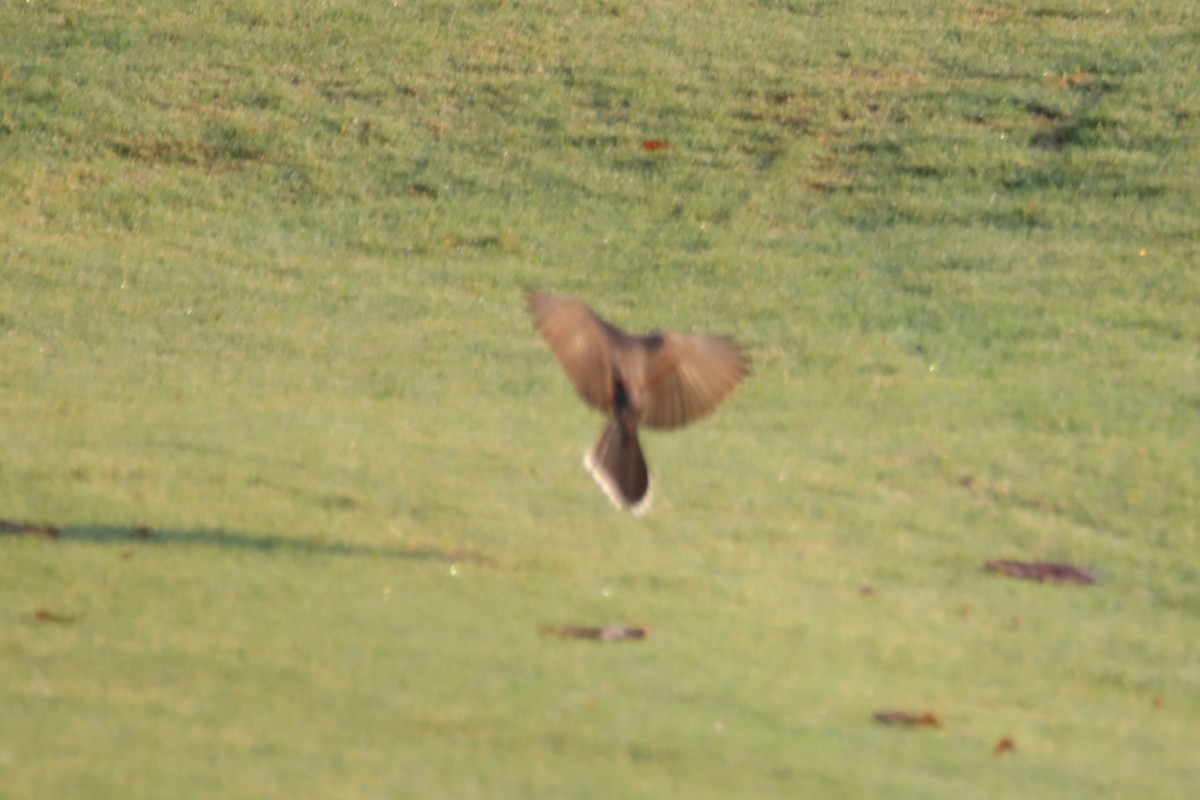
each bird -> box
[526,289,750,515]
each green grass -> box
[3,0,1198,796]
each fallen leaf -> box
[641,139,669,151]
[34,609,77,623]
[539,624,649,642]
[994,737,1016,755]
[859,586,877,597]
[873,710,941,728]
[985,559,1097,585]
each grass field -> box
[3,1,1198,797]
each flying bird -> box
[527,290,750,515]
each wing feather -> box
[527,290,615,412]
[641,332,749,429]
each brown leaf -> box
[993,737,1016,755]
[985,559,1097,585]
[0,519,59,539]
[859,585,877,597]
[34,609,77,624]
[873,710,941,728]
[539,624,649,642]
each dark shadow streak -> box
[6,522,491,565]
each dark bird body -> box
[527,290,750,514]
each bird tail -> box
[584,417,652,516]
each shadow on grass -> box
[3,520,493,566]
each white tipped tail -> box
[583,418,652,516]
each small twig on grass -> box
[539,624,649,642]
[873,710,942,728]
[985,559,1097,585]
[0,519,59,539]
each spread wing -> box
[527,290,616,412]
[641,331,750,429]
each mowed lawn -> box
[2,1,1198,797]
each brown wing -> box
[527,290,617,412]
[640,331,750,429]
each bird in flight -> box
[527,290,750,515]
